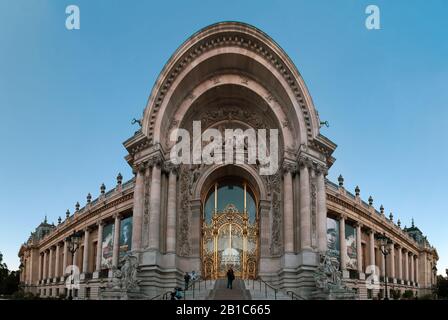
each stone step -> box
[208,279,251,300]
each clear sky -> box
[0,0,447,274]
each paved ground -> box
[208,279,252,300]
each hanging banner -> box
[119,216,133,259]
[326,217,340,264]
[345,224,357,269]
[101,223,114,269]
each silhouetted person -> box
[184,272,191,290]
[227,267,235,289]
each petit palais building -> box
[18,22,438,300]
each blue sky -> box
[0,0,447,274]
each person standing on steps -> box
[226,266,235,289]
[184,272,191,290]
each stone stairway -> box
[183,279,216,300]
[243,279,296,300]
[207,279,252,300]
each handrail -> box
[150,276,211,300]
[249,277,278,299]
[286,290,306,300]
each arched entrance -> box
[201,178,258,279]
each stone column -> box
[380,246,385,277]
[316,167,328,252]
[389,242,395,280]
[404,250,409,282]
[397,246,403,282]
[299,161,311,250]
[48,247,53,280]
[73,247,78,270]
[132,166,145,251]
[410,253,415,283]
[38,253,42,282]
[166,167,178,253]
[112,214,121,267]
[62,240,68,276]
[95,221,104,272]
[339,215,346,272]
[356,224,363,274]
[148,162,162,250]
[82,228,90,273]
[55,244,60,279]
[369,230,375,271]
[283,166,294,253]
[415,256,419,285]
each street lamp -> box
[65,230,82,300]
[377,233,393,300]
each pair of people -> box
[184,271,198,290]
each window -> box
[85,287,91,300]
[74,289,78,298]
[367,289,373,299]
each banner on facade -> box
[101,223,114,269]
[119,216,133,259]
[326,217,340,264]
[345,224,357,269]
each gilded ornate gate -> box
[202,182,258,279]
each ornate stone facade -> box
[18,22,438,300]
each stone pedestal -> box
[311,288,357,300]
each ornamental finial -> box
[58,216,62,225]
[117,173,123,185]
[100,183,106,194]
[397,219,401,228]
[389,212,393,222]
[355,186,360,197]
[380,205,384,214]
[412,218,415,228]
[87,193,92,203]
[66,209,70,219]
[368,196,373,206]
[338,174,344,187]
[75,202,80,212]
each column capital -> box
[298,155,313,168]
[367,228,375,236]
[148,154,164,168]
[96,219,105,227]
[282,161,297,174]
[113,213,122,220]
[339,213,347,221]
[164,161,180,175]
[354,222,363,228]
[313,162,328,176]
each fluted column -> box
[415,255,420,284]
[299,161,311,250]
[82,228,90,273]
[339,215,346,272]
[410,253,415,283]
[149,162,162,250]
[404,250,409,282]
[62,240,68,275]
[283,165,294,253]
[380,246,385,277]
[397,246,403,281]
[369,230,375,270]
[356,224,363,274]
[38,253,42,282]
[55,244,60,278]
[389,242,395,279]
[166,167,178,253]
[48,247,53,280]
[96,221,104,272]
[132,166,145,251]
[316,166,328,252]
[112,214,121,267]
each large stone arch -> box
[141,22,322,150]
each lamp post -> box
[377,233,393,300]
[65,230,82,300]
